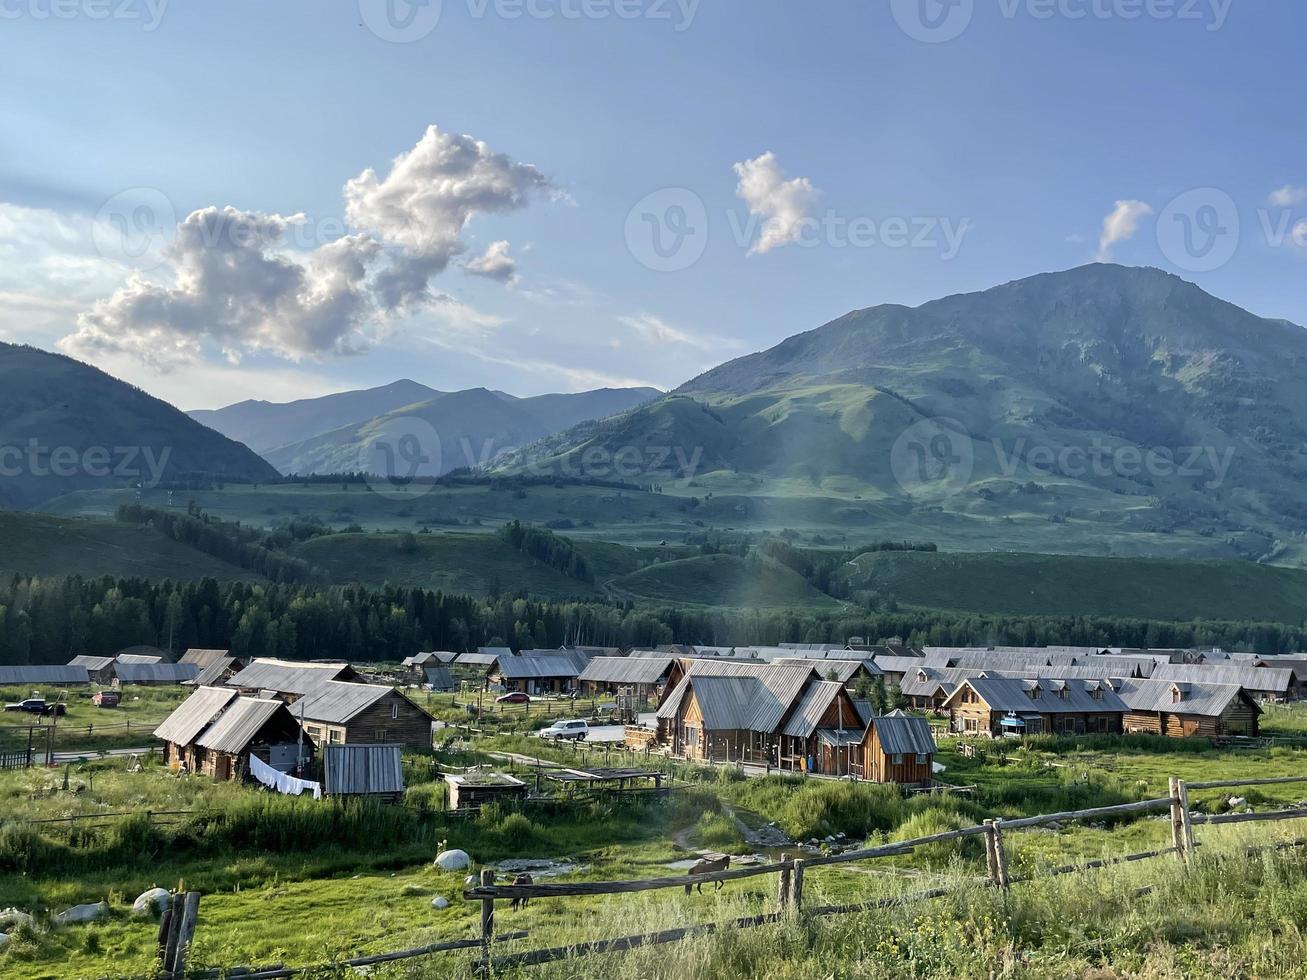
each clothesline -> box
[250,753,322,800]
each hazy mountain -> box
[189,379,441,453]
[264,385,662,476]
[0,343,280,509]
[494,265,1307,557]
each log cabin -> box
[154,686,309,781]
[224,658,361,702]
[1116,679,1261,738]
[577,656,683,707]
[942,676,1127,737]
[292,681,435,751]
[863,712,937,784]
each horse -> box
[684,855,730,895]
[510,873,534,911]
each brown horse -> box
[510,873,534,911]
[684,855,730,895]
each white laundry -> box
[250,754,322,800]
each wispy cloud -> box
[463,239,518,284]
[733,151,819,255]
[1270,185,1307,207]
[1096,199,1153,262]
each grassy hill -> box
[0,511,260,582]
[607,554,845,610]
[837,550,1307,622]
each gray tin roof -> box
[578,656,675,685]
[115,662,201,684]
[873,715,938,756]
[154,686,238,745]
[323,743,404,795]
[0,664,90,685]
[196,698,293,754]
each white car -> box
[538,719,589,741]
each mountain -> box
[263,385,662,476]
[494,265,1307,558]
[0,343,280,509]
[189,379,441,453]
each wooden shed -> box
[444,772,528,810]
[323,743,405,801]
[294,681,435,751]
[864,713,937,784]
[154,686,308,781]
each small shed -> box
[68,656,116,685]
[423,665,456,692]
[323,743,405,801]
[444,772,528,810]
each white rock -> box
[0,909,33,931]
[1229,796,1247,808]
[0,933,9,948]
[464,874,479,888]
[132,888,171,918]
[435,849,470,871]
[431,897,450,909]
[54,902,109,925]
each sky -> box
[1,0,1304,410]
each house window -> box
[391,703,399,720]
[916,753,929,765]
[377,729,388,741]
[328,730,343,744]
[891,754,904,765]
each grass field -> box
[0,685,188,756]
[606,554,846,611]
[0,511,257,583]
[838,549,1307,621]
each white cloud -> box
[1270,185,1307,207]
[619,313,724,352]
[732,151,819,255]
[55,125,552,368]
[463,239,518,284]
[1096,199,1153,262]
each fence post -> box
[777,853,791,912]
[983,819,999,884]
[171,892,201,978]
[990,819,1010,890]
[1176,778,1195,860]
[790,858,806,913]
[1168,776,1186,862]
[479,868,495,974]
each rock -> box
[1230,796,1247,808]
[435,849,471,871]
[431,897,450,909]
[54,902,108,926]
[464,874,479,888]
[131,888,171,918]
[0,933,8,948]
[0,909,33,931]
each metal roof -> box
[873,715,939,756]
[578,656,675,685]
[871,655,928,675]
[455,652,502,667]
[68,656,115,671]
[1150,664,1294,693]
[494,655,580,680]
[179,648,230,667]
[478,646,513,657]
[659,662,818,734]
[116,653,165,665]
[0,664,90,685]
[775,658,879,682]
[780,681,848,738]
[323,743,404,795]
[1115,678,1259,717]
[115,662,201,684]
[293,681,395,724]
[226,659,355,695]
[900,667,982,698]
[192,657,240,687]
[423,665,455,690]
[947,676,1128,714]
[196,698,294,754]
[681,675,756,729]
[154,686,238,744]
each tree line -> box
[2,572,1305,667]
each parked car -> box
[92,691,121,708]
[3,698,65,717]
[538,719,588,741]
[496,692,530,704]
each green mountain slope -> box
[837,550,1307,622]
[496,265,1307,557]
[0,343,279,509]
[607,554,845,610]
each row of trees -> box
[1,572,1305,666]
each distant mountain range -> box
[0,342,278,509]
[192,383,662,476]
[494,264,1307,557]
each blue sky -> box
[1,0,1303,409]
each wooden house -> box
[490,654,582,694]
[422,665,456,692]
[942,676,1127,738]
[775,679,863,774]
[1117,679,1261,738]
[224,658,360,702]
[577,656,683,707]
[1148,664,1296,702]
[0,664,90,686]
[154,686,308,781]
[179,648,231,669]
[863,712,936,784]
[191,656,245,688]
[68,656,116,685]
[114,662,201,686]
[293,681,435,750]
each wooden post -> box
[172,892,201,978]
[983,819,999,885]
[776,854,791,912]
[479,868,495,974]
[1169,776,1185,862]
[790,858,806,912]
[1176,778,1195,860]
[991,819,1010,890]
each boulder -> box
[431,896,450,909]
[54,902,108,926]
[0,933,9,948]
[0,909,33,931]
[132,889,171,918]
[435,849,470,871]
